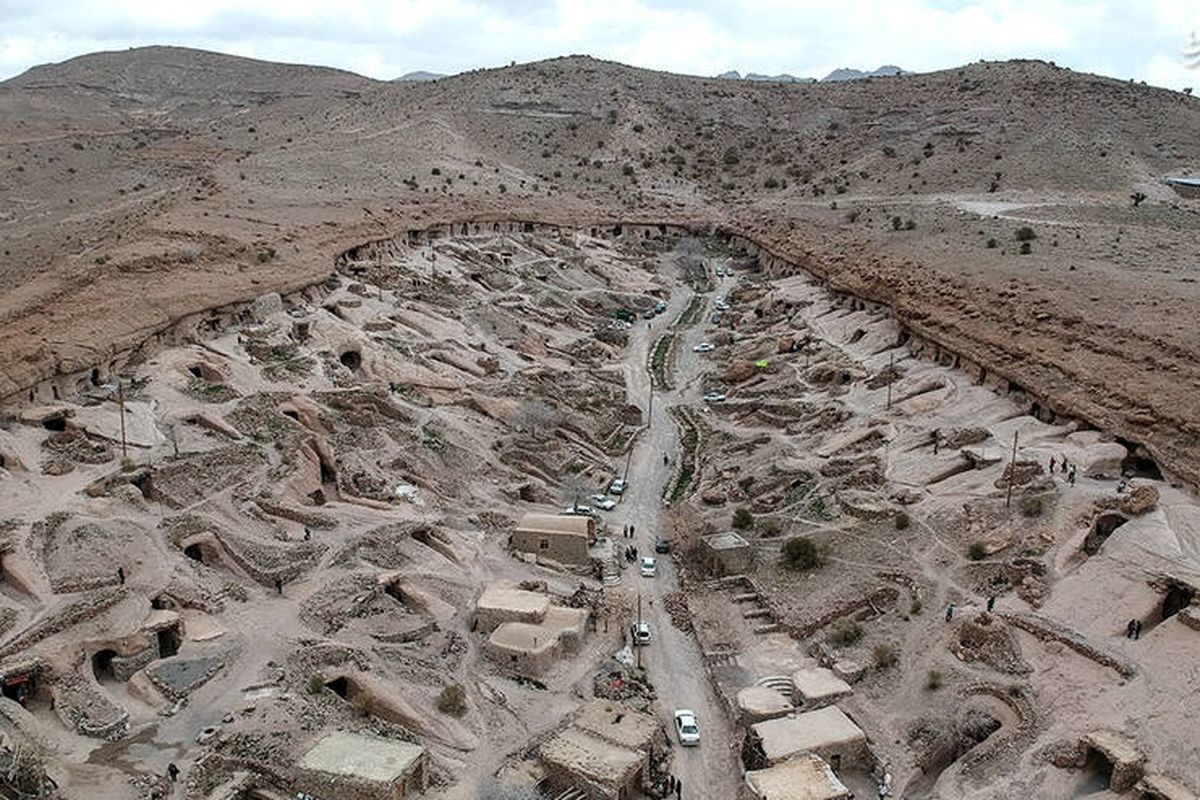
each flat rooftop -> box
[477,583,552,616]
[571,700,660,751]
[793,667,852,701]
[515,512,591,537]
[489,621,560,654]
[752,707,865,765]
[703,531,751,550]
[299,732,424,783]
[540,727,642,787]
[745,753,851,800]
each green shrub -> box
[828,619,863,647]
[436,684,468,717]
[968,541,988,561]
[307,674,325,695]
[892,216,904,231]
[894,511,911,530]
[873,643,898,669]
[760,518,783,537]
[909,596,923,615]
[1019,241,1032,255]
[781,537,826,570]
[732,507,754,530]
[723,147,741,165]
[926,670,943,690]
[764,176,780,189]
[986,237,998,248]
[1014,226,1037,241]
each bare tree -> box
[560,472,593,512]
[675,236,707,283]
[514,400,562,440]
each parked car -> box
[654,538,671,554]
[674,710,701,746]
[631,620,652,646]
[702,392,727,403]
[609,478,628,495]
[642,309,656,319]
[692,342,715,353]
[640,557,657,577]
[590,494,617,511]
[562,505,595,516]
[654,300,668,314]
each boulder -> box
[1120,485,1160,516]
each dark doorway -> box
[188,365,203,379]
[90,368,102,387]
[1117,439,1163,480]
[92,650,117,682]
[1162,584,1195,620]
[384,582,406,606]
[1084,513,1128,555]
[130,471,154,500]
[41,416,67,432]
[157,625,182,658]
[325,677,348,699]
[1080,748,1114,791]
[0,674,35,706]
[339,350,362,371]
[184,544,204,563]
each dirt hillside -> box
[2,47,1199,483]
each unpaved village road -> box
[618,273,742,800]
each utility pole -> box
[1006,431,1019,509]
[636,592,642,670]
[116,380,128,460]
[886,352,895,411]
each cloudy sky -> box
[0,0,1196,89]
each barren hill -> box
[2,47,1200,484]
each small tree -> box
[732,507,754,529]
[1130,191,1147,207]
[968,541,988,560]
[873,643,898,669]
[926,670,944,690]
[781,537,827,570]
[894,511,911,530]
[828,618,863,646]
[1019,241,1032,255]
[1014,226,1037,242]
[436,684,468,717]
[723,147,741,165]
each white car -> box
[590,495,617,511]
[692,342,715,353]
[674,709,700,746]
[702,392,726,403]
[563,505,595,516]
[609,479,628,495]
[640,557,657,577]
[631,620,652,646]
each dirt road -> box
[618,272,742,800]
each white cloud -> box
[0,0,1195,90]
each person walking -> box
[1134,619,1142,640]
[274,578,283,594]
[167,763,179,783]
[1126,619,1137,639]
[630,524,636,536]
[1068,466,1077,486]
[117,566,125,585]
[676,777,682,798]
[945,603,955,622]
[986,595,995,612]
[1049,455,1056,473]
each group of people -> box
[624,544,640,562]
[661,773,683,798]
[1125,618,1144,640]
[1048,455,1077,485]
[621,523,637,538]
